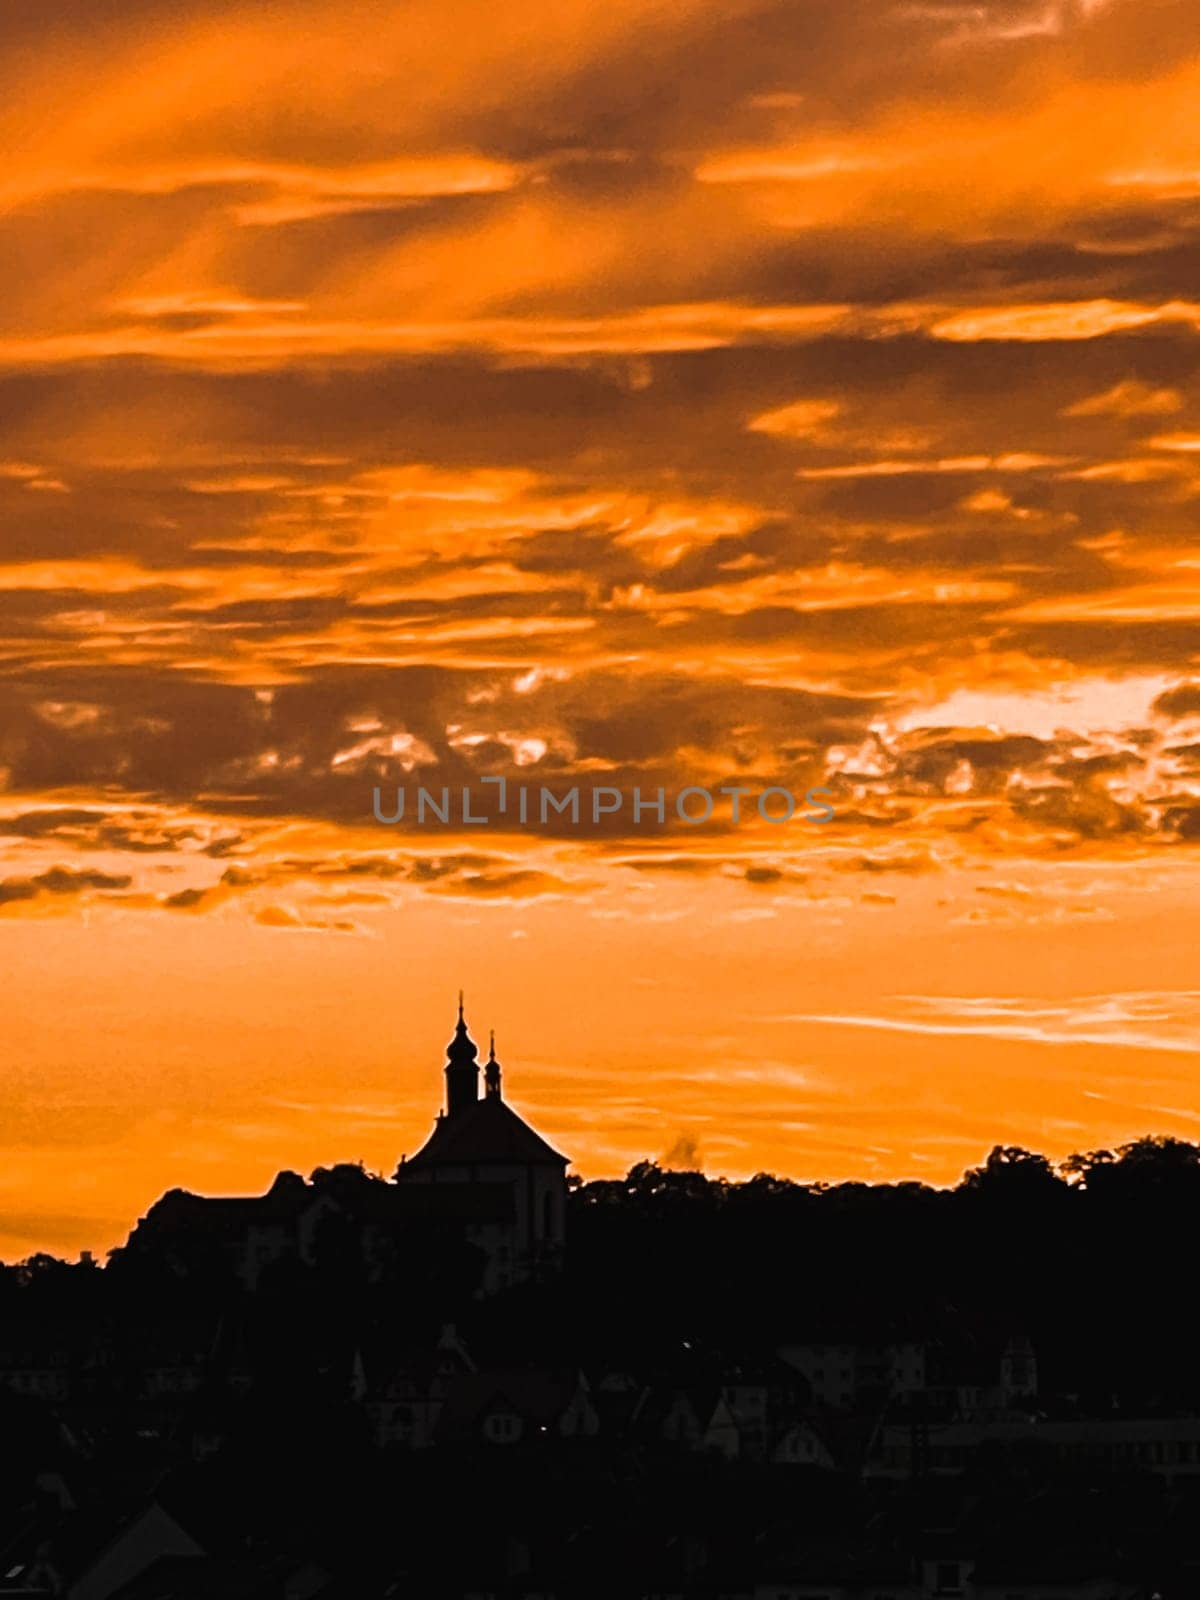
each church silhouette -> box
[398,995,570,1290]
[125,998,569,1295]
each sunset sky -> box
[5,0,1200,1260]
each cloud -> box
[748,398,841,439]
[252,903,357,931]
[836,850,939,876]
[162,886,212,911]
[1161,803,1200,840]
[0,864,131,911]
[1154,681,1200,719]
[1063,379,1184,417]
[427,867,580,899]
[0,807,108,838]
[0,0,1199,931]
[35,866,131,893]
[930,303,1198,342]
[791,990,1200,1056]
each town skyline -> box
[7,990,1195,1265]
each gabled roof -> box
[402,1094,568,1170]
[434,1369,586,1441]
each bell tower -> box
[485,1031,503,1100]
[444,992,479,1119]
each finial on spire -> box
[458,989,465,1023]
[488,1029,495,1060]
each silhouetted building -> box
[123,997,569,1296]
[433,1368,599,1446]
[777,1332,1038,1422]
[779,1339,928,1411]
[396,996,569,1289]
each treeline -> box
[552,1136,1200,1408]
[4,1136,1200,1409]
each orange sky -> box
[4,0,1200,1260]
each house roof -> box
[0,1501,203,1594]
[402,1094,568,1170]
[434,1369,585,1442]
[129,1177,309,1242]
[128,1168,517,1253]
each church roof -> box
[404,1093,568,1170]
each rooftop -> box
[403,1092,568,1170]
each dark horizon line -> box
[6,1128,1193,1268]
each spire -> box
[445,994,479,1118]
[485,1029,502,1100]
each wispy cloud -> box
[790,992,1200,1055]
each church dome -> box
[446,994,479,1065]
